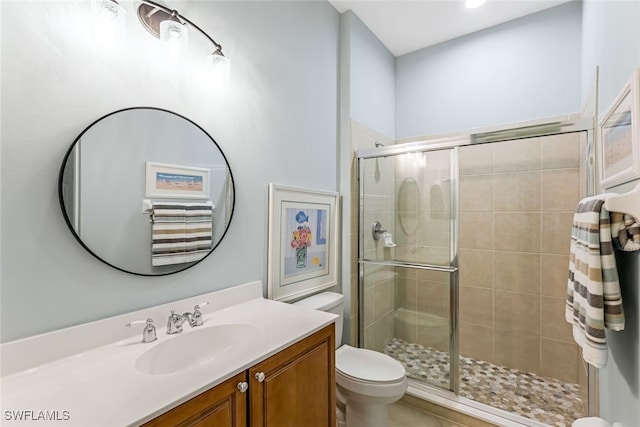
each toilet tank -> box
[293,292,344,347]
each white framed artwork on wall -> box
[599,68,640,189]
[267,183,339,302]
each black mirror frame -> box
[57,106,236,276]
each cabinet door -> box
[142,371,247,427]
[249,324,335,427]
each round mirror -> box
[58,107,235,276]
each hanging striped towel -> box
[151,202,214,266]
[565,196,624,368]
[610,212,640,251]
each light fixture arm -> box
[179,11,223,53]
[138,0,225,54]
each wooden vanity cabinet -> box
[142,371,247,427]
[141,324,335,427]
[249,323,335,427]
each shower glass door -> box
[358,147,459,392]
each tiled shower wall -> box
[457,133,587,385]
[351,121,395,350]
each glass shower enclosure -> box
[357,123,592,426]
[358,146,459,392]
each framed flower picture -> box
[267,184,339,302]
[599,68,640,189]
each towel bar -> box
[604,182,640,219]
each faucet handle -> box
[194,302,209,311]
[125,318,157,343]
[167,310,183,334]
[193,302,210,327]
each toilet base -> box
[336,391,346,427]
[345,400,389,427]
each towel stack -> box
[565,196,624,368]
[151,202,213,266]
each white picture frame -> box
[599,68,640,189]
[145,161,210,199]
[267,183,339,302]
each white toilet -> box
[294,292,408,427]
[572,418,619,427]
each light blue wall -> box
[0,0,339,342]
[396,1,583,139]
[581,2,640,425]
[347,11,396,138]
[582,1,640,113]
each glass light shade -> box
[95,0,126,25]
[207,52,230,88]
[160,19,189,47]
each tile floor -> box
[389,401,465,427]
[385,338,584,427]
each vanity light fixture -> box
[116,0,229,83]
[93,0,229,83]
[465,0,487,8]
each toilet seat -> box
[336,345,406,384]
[335,345,407,400]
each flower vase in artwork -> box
[291,211,312,270]
[295,246,307,268]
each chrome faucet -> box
[166,302,209,334]
[166,310,191,334]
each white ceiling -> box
[328,0,572,56]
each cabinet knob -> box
[237,382,248,393]
[255,372,266,383]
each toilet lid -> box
[336,345,405,383]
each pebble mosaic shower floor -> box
[384,338,584,427]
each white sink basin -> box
[135,323,260,375]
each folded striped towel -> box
[565,196,624,368]
[610,212,640,251]
[151,202,214,267]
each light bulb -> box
[160,19,188,48]
[94,0,126,26]
[92,0,126,43]
[207,50,230,88]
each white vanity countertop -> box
[0,282,337,426]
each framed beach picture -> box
[267,183,339,302]
[599,68,640,189]
[145,161,210,199]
